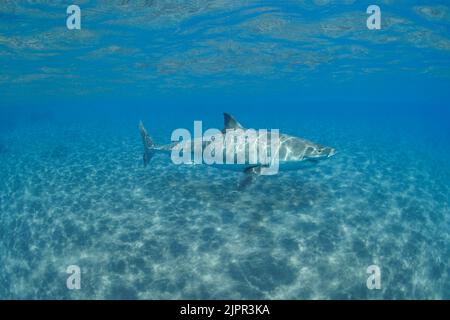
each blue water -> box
[1,1,450,299]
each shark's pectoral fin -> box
[238,166,262,190]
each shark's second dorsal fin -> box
[223,113,244,132]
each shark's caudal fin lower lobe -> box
[139,121,155,167]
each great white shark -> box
[139,113,336,188]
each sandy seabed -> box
[0,121,449,299]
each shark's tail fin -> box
[139,121,155,167]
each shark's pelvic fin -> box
[223,113,244,132]
[139,121,155,167]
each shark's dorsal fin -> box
[223,113,244,132]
